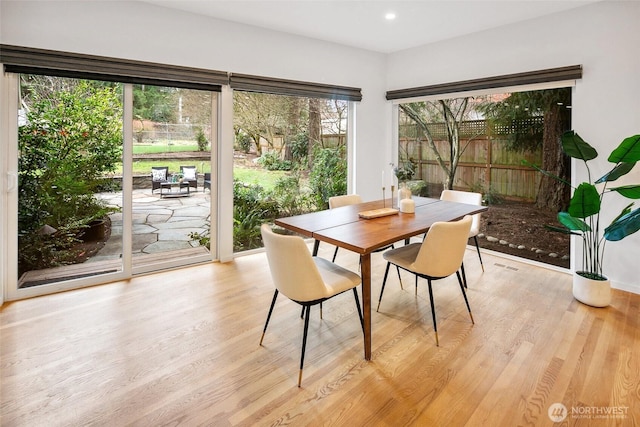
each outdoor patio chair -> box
[151,166,169,193]
[180,166,198,191]
[204,172,211,193]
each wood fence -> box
[399,119,544,201]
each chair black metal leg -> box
[396,266,403,289]
[456,270,475,325]
[461,262,468,289]
[426,279,439,346]
[377,262,392,311]
[332,246,339,262]
[353,288,364,334]
[300,306,304,319]
[299,305,311,387]
[415,275,418,296]
[312,239,320,256]
[260,290,279,345]
[473,236,484,272]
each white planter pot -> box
[573,272,611,307]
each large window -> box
[396,87,572,268]
[232,91,349,252]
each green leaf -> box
[568,183,601,218]
[595,162,636,183]
[604,206,640,241]
[610,185,640,199]
[557,211,591,232]
[609,203,633,225]
[561,130,598,161]
[608,134,640,163]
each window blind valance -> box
[385,65,583,101]
[229,73,362,101]
[0,44,227,91]
[1,45,362,100]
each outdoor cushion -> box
[152,168,167,181]
[182,167,197,180]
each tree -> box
[400,98,482,190]
[133,85,177,122]
[307,98,321,168]
[233,92,289,156]
[479,88,571,211]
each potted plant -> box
[533,131,640,306]
[392,159,416,203]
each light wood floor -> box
[1,245,639,426]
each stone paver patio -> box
[91,189,211,263]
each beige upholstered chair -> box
[328,194,363,262]
[377,216,474,346]
[440,189,484,272]
[259,224,363,387]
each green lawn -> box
[234,168,288,190]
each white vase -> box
[573,272,611,307]
[398,182,412,206]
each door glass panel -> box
[129,85,213,269]
[17,75,124,288]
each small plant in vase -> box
[392,160,416,204]
[529,131,640,307]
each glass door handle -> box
[6,172,18,192]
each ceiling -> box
[142,0,597,53]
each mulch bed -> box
[478,200,570,269]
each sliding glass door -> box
[5,74,217,299]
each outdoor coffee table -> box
[160,181,190,198]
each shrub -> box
[257,151,292,171]
[18,79,122,273]
[270,172,315,217]
[289,132,308,162]
[233,180,279,251]
[308,146,347,209]
[235,132,252,153]
[195,127,209,151]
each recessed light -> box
[385,12,396,20]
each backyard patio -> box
[18,189,211,288]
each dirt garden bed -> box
[478,200,570,269]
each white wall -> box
[0,0,389,201]
[387,1,640,292]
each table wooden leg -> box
[360,253,371,360]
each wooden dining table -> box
[274,196,488,361]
